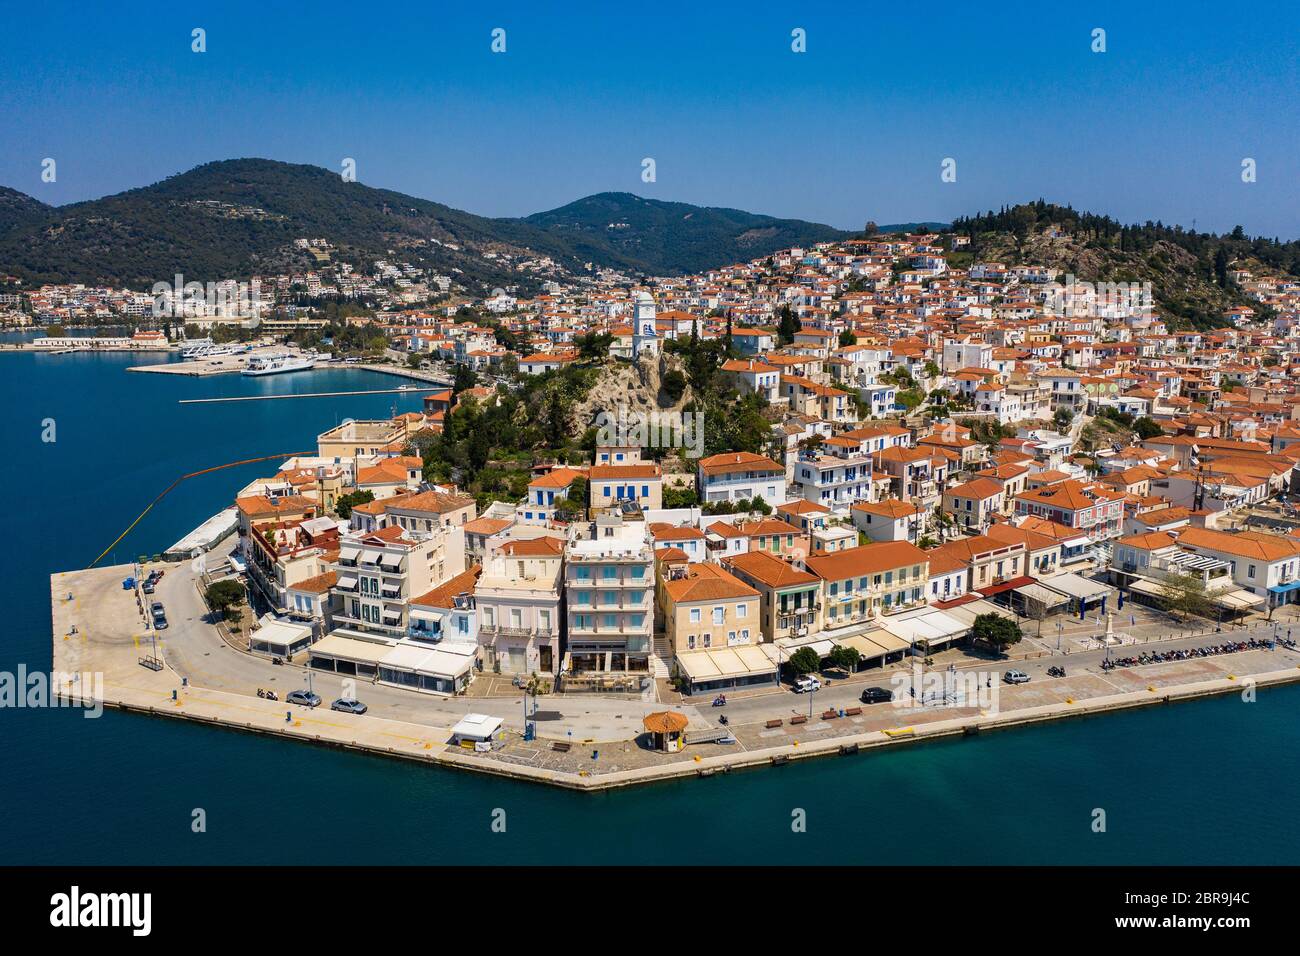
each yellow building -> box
[657,557,760,655]
[805,541,930,630]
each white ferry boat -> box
[179,338,215,358]
[242,353,316,376]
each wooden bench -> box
[845,707,863,717]
[764,718,783,729]
[821,710,840,720]
[551,742,571,753]
[789,715,808,725]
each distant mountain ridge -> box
[0,160,858,289]
[518,192,850,275]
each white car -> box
[792,676,822,693]
[1003,670,1031,685]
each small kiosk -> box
[642,711,689,753]
[450,713,504,750]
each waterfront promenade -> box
[51,561,1300,791]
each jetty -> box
[179,386,445,404]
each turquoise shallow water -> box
[2,351,1298,864]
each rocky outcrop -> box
[572,352,692,432]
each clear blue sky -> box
[1,0,1296,237]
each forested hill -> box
[0,161,854,288]
[951,201,1300,330]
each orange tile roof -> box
[805,541,928,580]
[724,550,820,588]
[662,562,759,603]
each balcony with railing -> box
[480,623,554,640]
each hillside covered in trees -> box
[951,201,1300,330]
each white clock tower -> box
[631,291,660,358]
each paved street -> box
[143,554,1300,742]
[152,560,707,743]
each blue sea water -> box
[1,351,1298,865]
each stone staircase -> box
[650,634,673,679]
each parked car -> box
[1003,670,1031,685]
[150,601,167,629]
[793,676,822,693]
[330,698,367,715]
[286,690,321,708]
[142,579,155,594]
[860,686,893,704]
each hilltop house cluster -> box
[220,226,1300,697]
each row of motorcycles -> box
[256,688,279,701]
[1046,665,1067,678]
[1100,636,1294,670]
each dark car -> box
[860,686,894,704]
[286,690,321,708]
[330,698,367,715]
[142,579,155,594]
[150,601,168,629]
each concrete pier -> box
[163,507,239,560]
[51,563,1300,792]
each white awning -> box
[1213,589,1266,609]
[309,632,397,664]
[339,545,361,562]
[336,575,358,590]
[1041,572,1113,602]
[676,645,778,681]
[360,549,383,565]
[379,552,402,567]
[878,608,969,647]
[1014,582,1071,608]
[835,634,892,659]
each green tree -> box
[663,485,699,509]
[335,489,374,519]
[896,388,924,412]
[828,645,861,674]
[838,328,857,347]
[452,363,477,395]
[776,305,798,345]
[787,646,821,676]
[1133,416,1163,440]
[204,579,245,621]
[1053,407,1074,432]
[971,613,1022,654]
[1159,570,1210,621]
[661,368,687,403]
